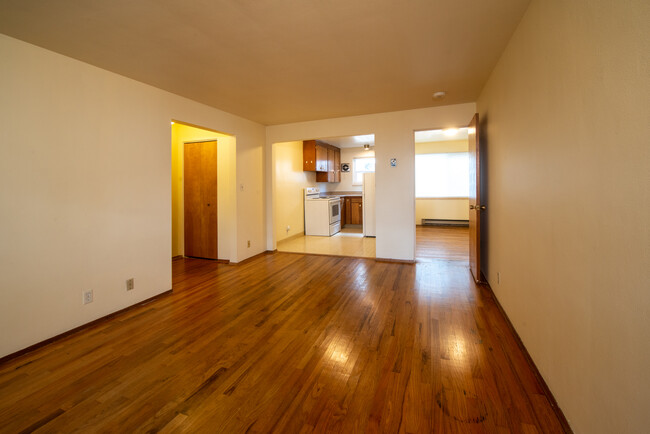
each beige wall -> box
[415,139,469,223]
[415,199,468,223]
[321,146,375,193]
[265,103,477,260]
[171,124,236,260]
[476,0,650,432]
[0,35,266,358]
[273,141,317,241]
[415,139,467,154]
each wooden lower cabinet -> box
[350,197,363,225]
[343,196,363,226]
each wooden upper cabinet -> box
[316,144,328,172]
[327,148,335,182]
[304,140,341,183]
[333,148,340,182]
[303,140,316,171]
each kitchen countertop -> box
[321,191,362,198]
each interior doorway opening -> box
[413,127,470,262]
[271,134,376,258]
[171,121,236,262]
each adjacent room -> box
[273,135,377,258]
[414,127,471,262]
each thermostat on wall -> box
[341,163,350,172]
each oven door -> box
[329,199,341,224]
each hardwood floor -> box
[0,252,567,433]
[416,225,469,262]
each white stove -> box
[304,187,341,236]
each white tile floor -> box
[276,227,376,258]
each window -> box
[415,152,469,198]
[352,157,375,185]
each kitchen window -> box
[415,152,469,198]
[352,157,375,185]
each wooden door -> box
[468,114,484,283]
[184,141,218,259]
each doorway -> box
[171,121,236,261]
[413,127,471,262]
[271,134,376,258]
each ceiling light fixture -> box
[432,91,446,99]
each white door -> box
[363,172,376,237]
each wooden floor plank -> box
[0,229,569,433]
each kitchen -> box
[272,135,376,258]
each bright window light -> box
[353,134,374,143]
[352,157,375,185]
[415,153,469,198]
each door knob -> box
[469,205,475,210]
[479,205,486,210]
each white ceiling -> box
[415,128,469,142]
[318,128,468,149]
[319,135,375,148]
[0,0,530,125]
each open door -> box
[468,114,485,283]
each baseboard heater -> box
[421,219,469,227]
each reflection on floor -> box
[0,254,567,432]
[277,227,376,258]
[416,225,469,262]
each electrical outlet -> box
[83,290,93,305]
[126,278,134,291]
[247,240,251,248]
